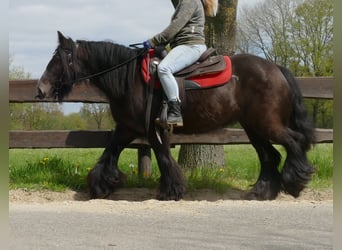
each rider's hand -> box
[143,40,152,49]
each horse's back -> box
[231,53,290,92]
[232,54,282,79]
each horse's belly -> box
[179,85,238,133]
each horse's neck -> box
[79,41,123,69]
[80,42,135,99]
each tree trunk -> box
[138,145,152,178]
[205,0,238,56]
[178,144,225,169]
[178,0,237,170]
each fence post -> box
[138,145,152,178]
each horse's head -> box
[36,31,82,101]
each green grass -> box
[9,148,103,191]
[308,144,334,188]
[9,144,333,192]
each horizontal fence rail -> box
[9,77,333,149]
[9,128,332,149]
[10,77,333,103]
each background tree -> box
[59,113,87,130]
[237,0,333,128]
[205,0,238,55]
[178,0,238,169]
[290,0,333,76]
[9,57,32,80]
[9,57,64,130]
[10,57,89,130]
[290,0,333,128]
[10,103,64,130]
[80,103,114,130]
[237,0,333,75]
[237,0,301,66]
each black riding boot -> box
[167,100,183,126]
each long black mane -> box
[76,40,142,98]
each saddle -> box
[174,48,225,78]
[141,48,232,90]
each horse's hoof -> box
[88,184,112,199]
[282,183,301,198]
[87,165,125,199]
[245,180,281,201]
[281,172,306,198]
[244,191,259,200]
[157,193,182,201]
[157,187,184,201]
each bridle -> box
[54,43,147,98]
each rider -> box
[143,0,217,127]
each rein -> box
[57,45,147,86]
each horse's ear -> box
[57,31,73,47]
[57,31,66,44]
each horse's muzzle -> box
[35,87,46,100]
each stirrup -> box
[167,117,183,127]
[155,116,183,130]
[155,117,169,130]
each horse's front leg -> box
[87,125,135,199]
[150,128,185,201]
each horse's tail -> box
[278,65,315,152]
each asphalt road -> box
[9,199,333,250]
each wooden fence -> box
[9,78,333,172]
[9,77,333,146]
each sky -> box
[9,0,261,114]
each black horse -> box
[37,31,315,200]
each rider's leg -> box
[157,44,207,126]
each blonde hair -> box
[203,0,219,17]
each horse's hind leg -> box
[278,128,315,197]
[243,129,282,200]
[257,124,315,198]
[87,125,135,199]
